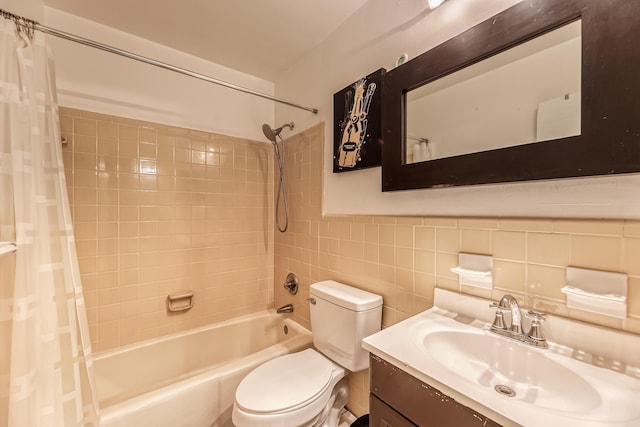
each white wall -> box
[0,0,43,20]
[44,7,275,142]
[275,0,640,219]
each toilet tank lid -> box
[310,281,382,311]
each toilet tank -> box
[310,280,382,372]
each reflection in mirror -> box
[405,20,581,164]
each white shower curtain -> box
[0,18,99,427]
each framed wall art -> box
[333,68,385,172]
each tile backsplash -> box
[60,107,275,351]
[273,124,640,416]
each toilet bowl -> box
[232,281,382,427]
[232,349,347,427]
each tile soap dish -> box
[451,253,493,290]
[561,267,627,319]
[167,291,194,312]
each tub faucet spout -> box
[276,304,294,314]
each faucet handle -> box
[525,310,547,322]
[489,302,507,330]
[525,310,547,342]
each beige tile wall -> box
[60,108,640,415]
[60,107,275,351]
[273,124,640,417]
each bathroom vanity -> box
[369,354,500,426]
[362,289,640,427]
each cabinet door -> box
[370,355,502,427]
[370,394,416,427]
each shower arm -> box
[273,122,295,138]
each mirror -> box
[382,0,640,191]
[406,20,581,163]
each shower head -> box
[262,122,294,142]
[262,124,278,142]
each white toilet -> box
[232,280,383,427]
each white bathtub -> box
[94,311,312,427]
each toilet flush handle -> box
[307,297,316,305]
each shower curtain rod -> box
[0,8,319,115]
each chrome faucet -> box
[490,294,548,348]
[499,294,523,334]
[276,303,294,314]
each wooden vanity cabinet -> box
[369,354,502,427]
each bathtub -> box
[94,311,312,427]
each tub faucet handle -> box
[284,273,298,295]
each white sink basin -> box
[362,290,640,427]
[421,329,600,413]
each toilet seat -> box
[235,348,335,414]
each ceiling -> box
[43,0,369,81]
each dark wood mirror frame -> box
[381,0,640,191]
